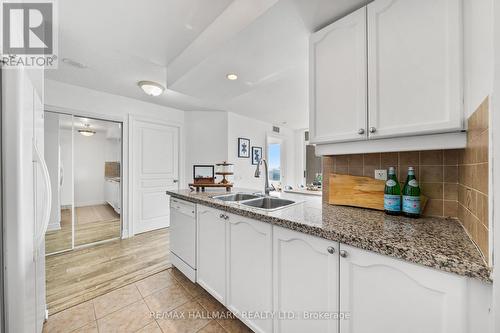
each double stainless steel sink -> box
[212,192,297,211]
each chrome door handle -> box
[339,250,348,258]
[173,179,179,183]
[369,127,377,133]
[327,246,335,254]
[357,128,365,135]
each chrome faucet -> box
[254,159,274,195]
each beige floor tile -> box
[197,321,227,333]
[169,268,207,298]
[135,270,177,297]
[71,321,98,333]
[196,295,230,318]
[97,299,153,333]
[217,318,254,333]
[135,321,163,333]
[156,300,211,333]
[93,283,142,319]
[43,301,95,333]
[144,282,191,314]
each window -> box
[268,143,281,184]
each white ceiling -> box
[46,0,369,129]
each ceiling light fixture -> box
[138,80,165,96]
[62,58,88,69]
[78,124,96,137]
[226,73,238,81]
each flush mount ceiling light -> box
[138,80,165,96]
[62,58,88,69]
[226,73,238,81]
[78,124,96,137]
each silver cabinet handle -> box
[339,250,348,258]
[358,128,365,135]
[224,215,229,220]
[327,246,335,254]
[369,127,377,133]
[219,213,225,219]
[173,179,179,183]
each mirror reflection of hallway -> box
[73,116,122,247]
[44,113,123,255]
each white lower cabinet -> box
[339,243,468,333]
[273,226,339,333]
[196,206,226,303]
[226,213,273,333]
[195,206,490,333]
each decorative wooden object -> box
[329,174,427,212]
[189,183,233,192]
[215,161,234,185]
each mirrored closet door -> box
[44,112,122,255]
[44,112,74,254]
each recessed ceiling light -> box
[78,124,96,137]
[138,80,165,96]
[62,58,88,69]
[226,73,238,81]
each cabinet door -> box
[309,6,367,144]
[367,0,462,139]
[226,213,272,333]
[197,206,226,303]
[273,227,339,333]
[339,244,467,333]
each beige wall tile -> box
[443,201,458,217]
[444,166,458,183]
[444,149,460,165]
[420,166,443,183]
[444,183,458,201]
[420,150,444,165]
[420,183,443,199]
[423,200,444,217]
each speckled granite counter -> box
[167,188,491,283]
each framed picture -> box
[193,165,215,184]
[252,146,263,165]
[238,138,250,158]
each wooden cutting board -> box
[329,174,385,210]
[329,173,428,212]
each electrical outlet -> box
[375,169,387,181]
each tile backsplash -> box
[458,97,489,260]
[105,161,120,178]
[322,149,463,218]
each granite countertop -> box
[167,188,491,283]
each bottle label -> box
[386,179,397,187]
[403,195,420,214]
[384,194,401,212]
[408,179,419,187]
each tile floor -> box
[43,267,254,333]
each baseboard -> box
[47,222,61,231]
[74,201,107,208]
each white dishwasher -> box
[170,197,197,282]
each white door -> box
[133,119,179,234]
[309,6,367,144]
[367,0,462,139]
[197,206,226,303]
[339,244,467,333]
[273,226,339,333]
[226,213,272,333]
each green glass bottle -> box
[402,167,421,218]
[384,167,401,215]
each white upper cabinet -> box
[339,244,467,333]
[310,6,367,144]
[310,0,464,145]
[367,0,463,139]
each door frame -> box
[128,114,183,236]
[44,105,130,238]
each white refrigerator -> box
[2,66,48,333]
